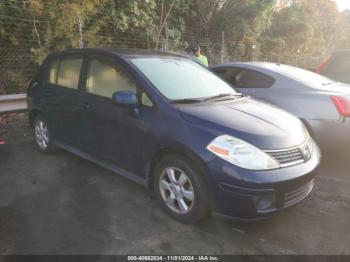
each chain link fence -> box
[0,7,324,95]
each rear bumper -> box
[205,145,320,219]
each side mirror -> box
[112,91,138,108]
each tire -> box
[33,114,58,154]
[153,155,210,224]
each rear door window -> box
[56,58,83,89]
[86,58,137,98]
[48,59,59,84]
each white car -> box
[211,62,350,155]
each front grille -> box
[266,148,305,167]
[283,180,314,207]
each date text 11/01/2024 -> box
[127,256,219,261]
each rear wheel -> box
[33,115,58,154]
[154,155,210,223]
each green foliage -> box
[2,0,350,93]
[219,0,276,60]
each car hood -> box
[176,98,307,150]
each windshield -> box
[274,64,336,87]
[131,57,237,100]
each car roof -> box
[211,62,295,76]
[211,61,285,70]
[47,48,188,60]
[212,61,325,77]
[212,62,350,91]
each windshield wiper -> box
[170,98,204,104]
[170,93,245,104]
[203,93,244,102]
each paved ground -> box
[0,113,349,255]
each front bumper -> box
[205,145,320,219]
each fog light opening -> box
[253,193,275,211]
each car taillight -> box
[331,96,350,117]
[315,57,331,74]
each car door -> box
[323,54,350,84]
[42,54,85,148]
[78,54,153,174]
[213,67,275,98]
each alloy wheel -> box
[159,167,195,214]
[35,120,49,150]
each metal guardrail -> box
[0,94,27,113]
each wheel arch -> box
[146,144,211,193]
[29,108,42,128]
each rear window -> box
[54,58,83,89]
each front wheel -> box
[153,155,210,223]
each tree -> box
[3,0,350,94]
[261,3,314,65]
[215,0,275,61]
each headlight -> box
[207,135,280,170]
[301,136,314,161]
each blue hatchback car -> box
[27,49,321,223]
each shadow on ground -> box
[0,113,349,254]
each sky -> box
[335,0,350,11]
